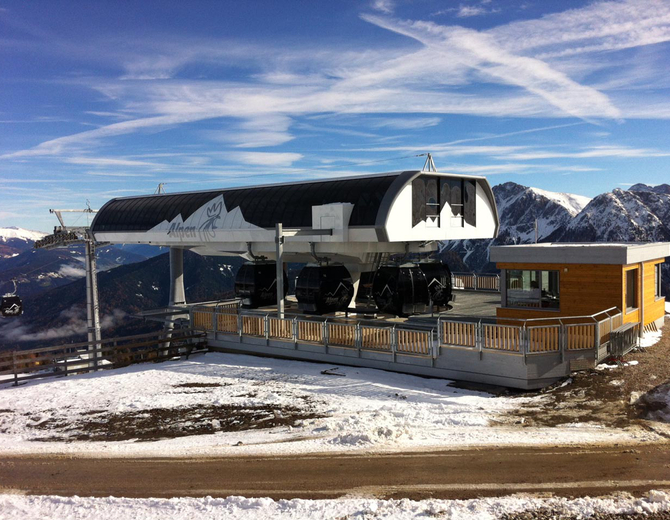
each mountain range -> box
[441,182,669,279]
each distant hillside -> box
[0,227,165,300]
[0,251,243,351]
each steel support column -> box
[168,247,186,306]
[275,223,285,319]
[84,235,101,368]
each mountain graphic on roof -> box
[148,195,260,242]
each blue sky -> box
[2,0,670,231]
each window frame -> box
[502,269,560,311]
[625,268,638,312]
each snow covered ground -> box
[2,491,670,520]
[0,349,661,458]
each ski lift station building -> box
[92,170,498,272]
[88,170,666,389]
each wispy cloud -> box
[361,15,621,121]
[66,157,164,167]
[502,145,670,160]
[371,0,394,15]
[85,171,156,178]
[490,0,670,58]
[2,0,669,165]
[225,152,303,167]
[456,4,499,18]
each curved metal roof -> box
[92,172,409,233]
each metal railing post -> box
[238,314,243,338]
[391,325,397,362]
[293,317,298,348]
[264,314,270,341]
[355,322,362,351]
[473,273,478,291]
[323,319,329,352]
[560,323,567,362]
[476,321,483,360]
[12,351,18,386]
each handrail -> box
[438,307,622,327]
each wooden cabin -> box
[490,243,669,333]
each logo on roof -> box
[151,195,260,243]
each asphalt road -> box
[2,444,670,500]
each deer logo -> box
[199,200,223,241]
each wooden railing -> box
[452,273,500,292]
[0,329,207,387]
[328,323,357,348]
[442,321,477,348]
[438,308,622,356]
[360,325,391,351]
[192,303,435,358]
[482,324,520,352]
[191,300,622,363]
[527,325,560,352]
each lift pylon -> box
[34,206,102,367]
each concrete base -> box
[206,333,591,390]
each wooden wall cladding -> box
[643,259,666,325]
[497,262,623,321]
[497,259,667,326]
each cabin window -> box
[654,263,662,299]
[413,176,477,228]
[505,269,559,309]
[439,178,476,228]
[626,269,638,311]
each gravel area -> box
[505,318,670,431]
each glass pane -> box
[506,270,540,308]
[447,179,463,217]
[626,270,637,310]
[541,271,560,309]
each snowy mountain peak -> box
[527,187,591,216]
[0,227,48,243]
[628,183,670,195]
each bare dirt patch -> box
[29,404,324,442]
[172,382,226,388]
[504,320,670,430]
[501,510,670,520]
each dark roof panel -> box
[92,173,404,233]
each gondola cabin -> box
[372,264,430,317]
[418,261,453,307]
[1,295,23,317]
[235,262,288,309]
[295,264,354,314]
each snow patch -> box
[528,187,591,215]
[0,352,660,458]
[1,491,669,520]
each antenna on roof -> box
[155,183,166,195]
[419,153,437,173]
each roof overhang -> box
[490,242,670,265]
